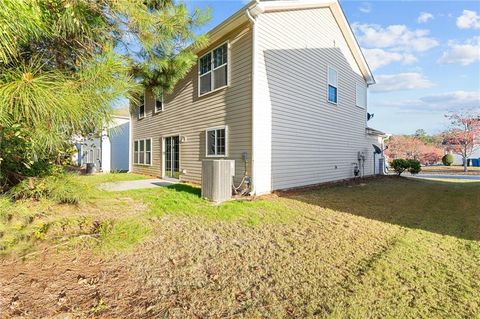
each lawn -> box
[421,165,480,175]
[1,174,479,318]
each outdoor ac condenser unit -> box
[201,159,235,203]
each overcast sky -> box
[185,0,480,135]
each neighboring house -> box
[130,0,385,194]
[74,116,130,173]
[444,128,480,166]
[451,147,480,166]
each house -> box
[130,0,385,194]
[443,122,480,166]
[451,147,480,166]
[74,115,130,173]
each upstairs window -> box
[138,93,145,119]
[134,139,152,165]
[155,95,163,113]
[199,42,228,96]
[356,83,367,109]
[206,127,226,157]
[327,67,338,104]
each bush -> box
[0,124,76,191]
[442,154,454,166]
[391,159,410,176]
[407,159,422,175]
[8,174,89,204]
[391,159,422,176]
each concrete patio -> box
[99,179,176,191]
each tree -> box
[0,0,209,188]
[442,111,480,172]
[385,135,443,165]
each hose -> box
[232,175,250,195]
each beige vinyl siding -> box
[130,24,252,184]
[255,8,373,190]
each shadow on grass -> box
[278,176,480,241]
[165,183,201,197]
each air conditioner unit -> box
[201,159,235,203]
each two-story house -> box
[129,0,385,195]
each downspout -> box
[246,3,258,194]
[128,107,133,173]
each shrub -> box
[8,174,89,204]
[391,159,422,176]
[391,159,410,176]
[0,124,72,190]
[442,154,454,166]
[407,159,422,175]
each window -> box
[138,93,145,119]
[155,95,163,113]
[133,139,152,165]
[134,141,138,164]
[327,67,338,104]
[206,127,226,156]
[356,83,367,109]
[199,42,228,96]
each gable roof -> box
[196,0,375,85]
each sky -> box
[184,0,480,135]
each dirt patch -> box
[0,210,399,318]
[0,254,109,317]
[0,248,178,318]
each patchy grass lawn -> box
[421,165,480,175]
[1,174,479,318]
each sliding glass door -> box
[164,136,180,179]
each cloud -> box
[456,10,480,29]
[359,2,372,13]
[437,36,480,65]
[371,73,434,93]
[420,91,480,105]
[375,91,480,111]
[417,12,434,23]
[352,23,439,52]
[362,48,417,70]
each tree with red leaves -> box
[385,135,444,165]
[443,111,480,172]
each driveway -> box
[408,174,480,181]
[99,179,176,191]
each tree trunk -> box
[464,157,468,172]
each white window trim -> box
[205,126,228,158]
[138,91,146,119]
[133,138,152,166]
[355,82,367,109]
[154,95,164,113]
[161,134,182,179]
[327,65,338,105]
[198,42,230,97]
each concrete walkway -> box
[99,179,176,191]
[408,174,480,181]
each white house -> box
[130,0,386,194]
[452,148,480,166]
[74,116,130,173]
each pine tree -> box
[0,0,209,187]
